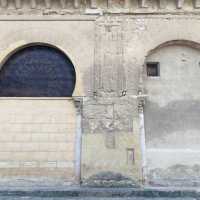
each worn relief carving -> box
[94,18,126,97]
[0,0,199,15]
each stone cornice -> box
[0,0,200,15]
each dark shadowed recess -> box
[0,45,76,97]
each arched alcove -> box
[144,40,200,186]
[0,43,80,182]
[0,44,76,97]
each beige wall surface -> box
[0,9,200,187]
[0,98,76,180]
[0,20,95,97]
[82,15,200,186]
[0,19,95,184]
[144,45,200,186]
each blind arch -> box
[0,44,76,97]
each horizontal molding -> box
[0,0,199,14]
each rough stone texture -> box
[82,171,139,187]
[0,99,76,180]
[0,0,199,15]
[0,0,200,188]
[144,45,200,186]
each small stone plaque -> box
[105,133,115,149]
[126,148,135,165]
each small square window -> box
[146,62,160,77]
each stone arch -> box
[0,41,83,183]
[0,42,83,97]
[148,40,200,55]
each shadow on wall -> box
[144,99,200,142]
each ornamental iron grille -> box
[0,45,76,97]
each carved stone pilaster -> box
[73,97,83,114]
[137,92,147,113]
[0,0,199,14]
[73,97,83,184]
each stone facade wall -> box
[144,44,200,186]
[0,0,199,187]
[0,99,76,180]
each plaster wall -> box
[144,45,200,186]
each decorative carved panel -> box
[94,19,126,96]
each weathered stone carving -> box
[0,0,199,14]
[94,19,125,97]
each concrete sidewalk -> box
[0,178,199,198]
[0,186,199,198]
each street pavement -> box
[0,197,197,200]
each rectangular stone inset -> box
[126,148,135,165]
[105,133,115,149]
[22,161,38,168]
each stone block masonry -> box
[0,99,76,180]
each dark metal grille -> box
[146,62,160,77]
[0,45,76,97]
